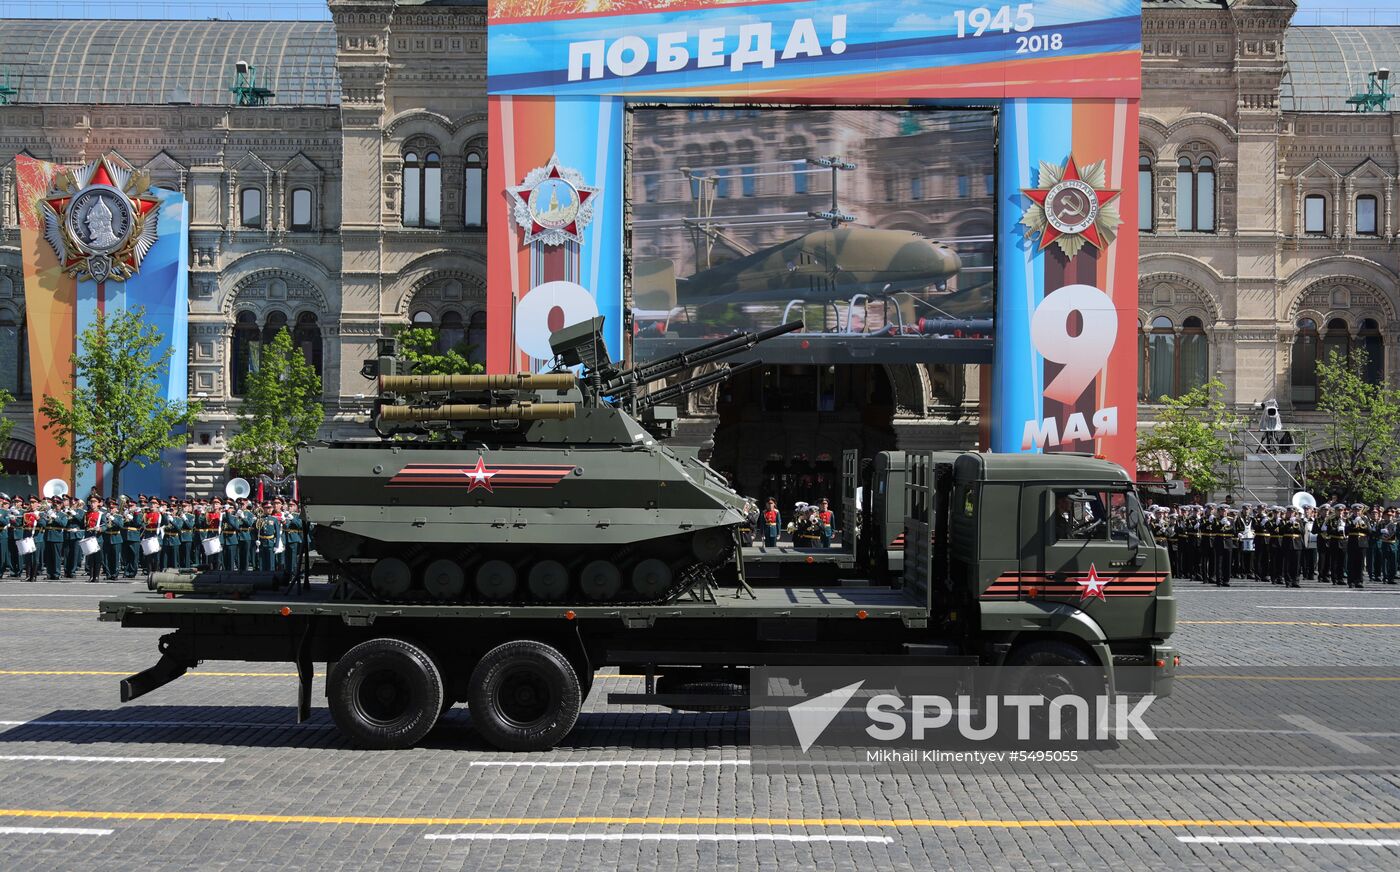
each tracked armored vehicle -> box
[300,318,800,605]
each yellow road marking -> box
[1177,675,1400,682]
[1179,620,1400,628]
[0,809,1396,829]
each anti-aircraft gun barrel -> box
[378,402,577,423]
[636,360,763,411]
[604,320,802,396]
[380,373,577,394]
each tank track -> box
[330,557,720,608]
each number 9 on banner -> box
[1029,284,1118,405]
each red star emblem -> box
[1020,156,1121,252]
[1074,564,1109,601]
[463,456,498,493]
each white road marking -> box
[0,826,113,836]
[1255,605,1400,610]
[1179,835,1400,847]
[468,760,749,768]
[425,833,893,843]
[0,719,333,730]
[1098,764,1400,772]
[1280,714,1378,754]
[0,754,224,764]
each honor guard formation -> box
[1147,499,1400,589]
[0,490,305,584]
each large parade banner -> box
[15,154,190,497]
[489,0,1140,468]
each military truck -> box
[99,449,1176,752]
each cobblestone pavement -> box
[0,576,1398,870]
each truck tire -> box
[468,640,582,751]
[1002,640,1106,712]
[327,638,444,750]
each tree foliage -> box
[39,307,202,498]
[395,326,484,376]
[227,327,324,477]
[0,387,14,474]
[1136,378,1241,496]
[1306,349,1400,504]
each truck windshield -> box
[1052,487,1148,544]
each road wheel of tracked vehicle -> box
[369,558,412,598]
[474,559,518,601]
[690,527,733,565]
[630,558,673,599]
[423,559,465,600]
[467,640,582,751]
[327,637,443,750]
[578,560,622,601]
[527,560,570,601]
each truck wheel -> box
[468,640,582,751]
[1002,641,1106,706]
[327,638,444,750]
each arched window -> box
[0,306,28,398]
[1356,195,1378,235]
[1138,155,1153,232]
[411,310,434,327]
[1175,156,1215,232]
[261,310,288,346]
[1179,316,1208,395]
[1304,194,1327,234]
[466,310,487,366]
[1323,317,1351,367]
[464,148,485,228]
[1142,316,1177,402]
[402,148,441,228]
[290,188,313,230]
[239,187,263,228]
[292,311,323,377]
[1291,318,1319,407]
[438,310,465,354]
[1360,318,1384,385]
[231,311,260,396]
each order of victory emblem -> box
[1019,156,1122,259]
[506,153,598,247]
[40,154,160,283]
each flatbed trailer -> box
[98,451,1178,752]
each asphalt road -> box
[0,576,1398,870]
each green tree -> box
[1306,349,1400,504]
[1136,378,1242,496]
[39,307,202,498]
[0,387,15,474]
[227,327,325,478]
[395,326,484,376]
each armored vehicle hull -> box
[300,441,747,604]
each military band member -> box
[221,501,241,572]
[61,498,82,578]
[121,500,142,577]
[202,498,226,571]
[1279,507,1303,588]
[1380,508,1398,585]
[283,501,304,583]
[101,501,122,579]
[20,499,40,581]
[236,498,255,572]
[1368,506,1384,584]
[255,502,282,572]
[762,498,781,548]
[178,501,195,570]
[1346,504,1370,588]
[817,498,835,548]
[40,499,63,580]
[159,501,179,571]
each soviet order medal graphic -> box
[1020,156,1121,259]
[506,153,598,247]
[40,154,160,283]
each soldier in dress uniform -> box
[102,500,123,580]
[818,498,836,548]
[284,500,304,582]
[1379,507,1398,585]
[762,498,781,548]
[1301,506,1318,581]
[41,498,64,580]
[177,501,195,570]
[221,500,241,571]
[0,497,12,580]
[60,497,80,578]
[1346,503,1370,588]
[121,499,142,578]
[255,502,282,572]
[20,498,40,582]
[236,498,256,572]
[1368,506,1385,584]
[1279,507,1303,588]
[159,501,180,571]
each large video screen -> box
[627,106,996,365]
